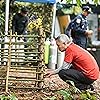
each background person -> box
[45,34,99,91]
[65,6,93,49]
[12,7,29,37]
[12,7,29,58]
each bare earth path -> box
[0,71,100,100]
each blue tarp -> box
[15,0,56,4]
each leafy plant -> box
[0,94,18,100]
[80,91,96,100]
[42,96,56,100]
[66,0,100,5]
[57,89,73,100]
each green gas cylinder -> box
[44,38,50,64]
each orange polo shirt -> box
[64,43,99,80]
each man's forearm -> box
[54,61,72,74]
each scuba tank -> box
[48,38,57,69]
[57,49,65,68]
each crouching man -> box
[45,34,99,91]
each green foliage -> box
[0,5,5,35]
[0,1,53,36]
[14,2,53,34]
[66,0,72,4]
[0,0,99,36]
[76,0,82,6]
[66,0,100,6]
[43,88,97,100]
[42,96,56,100]
[57,89,73,100]
[80,91,96,100]
[0,94,18,100]
[66,0,82,6]
[94,0,100,4]
[43,80,97,100]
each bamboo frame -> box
[0,28,45,92]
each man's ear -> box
[63,42,66,45]
[64,41,68,45]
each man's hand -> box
[85,30,93,35]
[85,30,93,38]
[44,69,55,78]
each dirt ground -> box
[0,71,100,100]
[9,73,100,99]
[43,73,100,100]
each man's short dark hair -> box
[21,7,28,14]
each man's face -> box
[86,11,90,16]
[21,12,28,16]
[84,11,90,16]
[56,40,67,52]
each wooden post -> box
[36,28,45,88]
[6,34,12,92]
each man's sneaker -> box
[78,84,94,91]
[87,84,94,91]
[90,85,94,91]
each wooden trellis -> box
[0,28,45,92]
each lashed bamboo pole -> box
[35,28,45,88]
[5,35,12,92]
